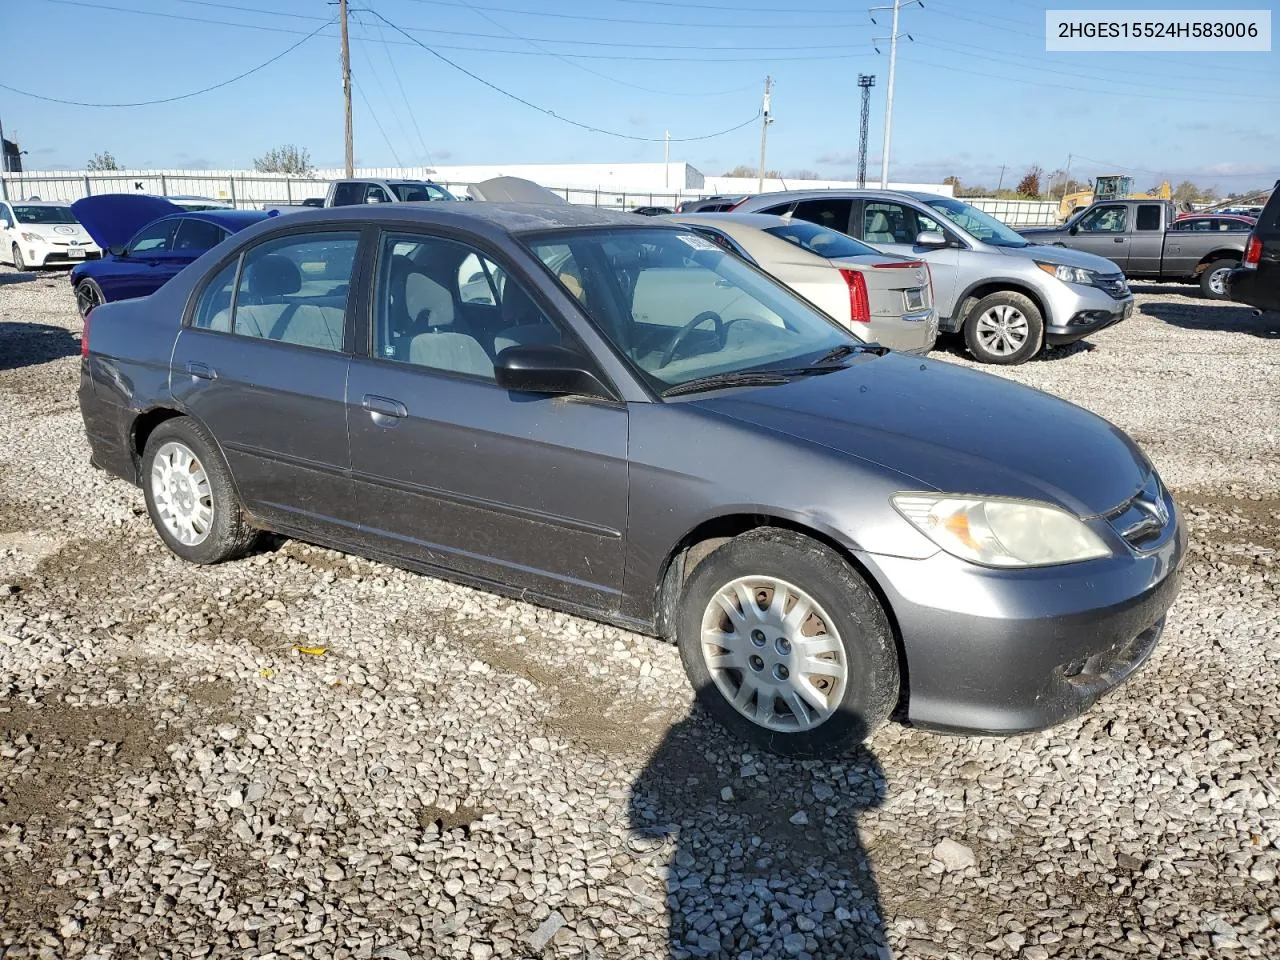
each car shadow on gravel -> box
[930,331,1095,364]
[0,322,81,371]
[630,696,888,959]
[0,270,37,286]
[1140,302,1280,338]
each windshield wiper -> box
[661,370,796,397]
[810,342,889,364]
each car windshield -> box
[13,205,77,225]
[923,196,1030,247]
[763,221,879,260]
[526,227,857,393]
[391,182,455,202]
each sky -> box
[2,0,1278,193]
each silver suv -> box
[733,189,1135,364]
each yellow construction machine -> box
[1058,175,1171,221]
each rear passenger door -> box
[170,228,365,536]
[344,229,630,612]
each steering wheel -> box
[658,310,724,369]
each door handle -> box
[185,361,217,381]
[362,394,408,419]
[1113,238,1125,243]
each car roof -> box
[263,201,651,233]
[183,209,273,228]
[740,187,946,205]
[9,200,72,207]
[669,212,792,230]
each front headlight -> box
[20,232,43,243]
[1036,261,1095,285]
[892,493,1111,567]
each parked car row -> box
[79,200,1186,757]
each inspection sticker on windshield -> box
[676,233,721,252]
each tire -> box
[12,244,27,272]
[963,290,1044,365]
[1199,259,1236,300]
[675,529,899,758]
[75,278,105,318]
[140,417,257,564]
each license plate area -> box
[67,247,86,259]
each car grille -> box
[1091,273,1130,300]
[1106,473,1175,551]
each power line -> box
[350,14,414,166]
[352,80,403,167]
[359,5,436,166]
[31,0,877,62]
[363,8,761,142]
[395,0,869,30]
[442,0,755,97]
[0,16,331,107]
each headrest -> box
[246,254,302,298]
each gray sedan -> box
[79,203,1184,757]
[666,212,937,353]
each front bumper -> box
[21,239,102,267]
[859,501,1185,735]
[1044,283,1134,346]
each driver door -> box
[1069,204,1130,270]
[108,217,185,301]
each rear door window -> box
[790,198,854,234]
[173,218,227,252]
[1135,204,1162,231]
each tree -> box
[1047,169,1088,197]
[253,144,314,176]
[87,151,121,171]
[786,169,823,181]
[943,175,961,188]
[722,164,781,178]
[1015,164,1043,199]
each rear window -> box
[763,221,878,260]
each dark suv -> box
[1228,181,1280,313]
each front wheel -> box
[963,291,1044,365]
[1199,259,1236,300]
[141,418,258,564]
[75,278,105,318]
[12,244,27,272]
[675,529,899,757]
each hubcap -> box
[1209,268,1229,296]
[700,576,848,732]
[150,441,214,546]
[975,305,1029,356]
[76,283,102,317]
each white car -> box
[0,200,102,270]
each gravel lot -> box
[1,266,1278,960]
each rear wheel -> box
[963,291,1044,364]
[1199,259,1236,300]
[12,244,27,272]
[75,278,105,318]
[141,418,258,564]
[675,529,899,757]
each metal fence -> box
[966,198,1060,227]
[0,170,689,212]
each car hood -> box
[691,353,1149,517]
[994,240,1122,272]
[14,222,97,244]
[70,194,183,250]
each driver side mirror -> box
[109,244,126,257]
[495,344,614,401]
[1068,225,1079,235]
[915,230,947,249]
[366,195,385,204]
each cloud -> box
[34,147,56,155]
[816,151,858,166]
[627,112,648,128]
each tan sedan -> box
[665,212,937,353]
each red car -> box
[1172,213,1257,230]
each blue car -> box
[70,194,271,317]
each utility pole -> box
[664,130,670,189]
[339,0,354,178]
[996,164,1006,193]
[870,0,920,189]
[856,75,876,189]
[1058,153,1073,206]
[756,76,773,193]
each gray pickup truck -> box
[1021,199,1249,299]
